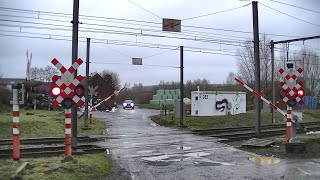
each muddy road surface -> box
[93,106,320,180]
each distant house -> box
[0,78,26,90]
[90,73,115,108]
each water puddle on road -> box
[249,156,280,165]
[177,146,192,150]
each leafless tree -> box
[292,48,320,96]
[44,66,58,82]
[91,70,121,90]
[236,35,273,95]
[30,66,57,82]
[225,72,236,84]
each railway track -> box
[0,136,99,146]
[0,136,106,158]
[191,122,320,142]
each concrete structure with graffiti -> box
[191,91,246,116]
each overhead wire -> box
[91,61,179,68]
[0,20,249,48]
[268,0,320,14]
[0,32,319,66]
[142,48,179,59]
[259,2,320,28]
[127,0,162,19]
[0,13,253,42]
[0,6,304,38]
[182,3,251,21]
[1,29,317,58]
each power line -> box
[269,0,320,14]
[1,32,319,66]
[0,6,305,38]
[142,48,179,59]
[182,3,251,21]
[90,61,179,68]
[1,29,317,58]
[0,13,252,43]
[259,2,320,28]
[127,0,162,19]
[0,21,249,48]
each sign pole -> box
[71,0,80,150]
[12,87,20,160]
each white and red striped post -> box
[89,106,93,125]
[286,107,292,143]
[64,108,72,156]
[12,88,20,160]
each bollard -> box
[65,108,71,156]
[286,107,292,143]
[12,87,20,160]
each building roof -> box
[0,78,26,85]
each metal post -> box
[252,1,261,137]
[180,46,184,126]
[71,0,79,149]
[271,41,275,124]
[84,38,90,128]
[65,108,72,156]
[12,87,20,160]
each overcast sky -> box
[0,0,319,86]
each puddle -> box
[249,156,280,165]
[145,161,173,166]
[142,154,174,162]
[137,150,154,154]
[177,146,192,150]
[183,152,211,158]
[194,162,222,167]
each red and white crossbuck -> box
[51,58,85,107]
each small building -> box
[191,91,246,116]
[90,73,115,109]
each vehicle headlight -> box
[131,103,134,106]
[123,103,127,106]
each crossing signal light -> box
[297,89,304,97]
[75,85,84,97]
[61,98,75,109]
[50,86,61,98]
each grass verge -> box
[0,153,109,180]
[0,109,105,139]
[151,109,320,130]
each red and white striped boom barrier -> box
[234,77,286,117]
[94,87,125,109]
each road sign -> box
[88,86,98,96]
[278,66,304,106]
[51,58,85,108]
[132,58,142,65]
[162,18,181,32]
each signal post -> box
[50,58,85,157]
